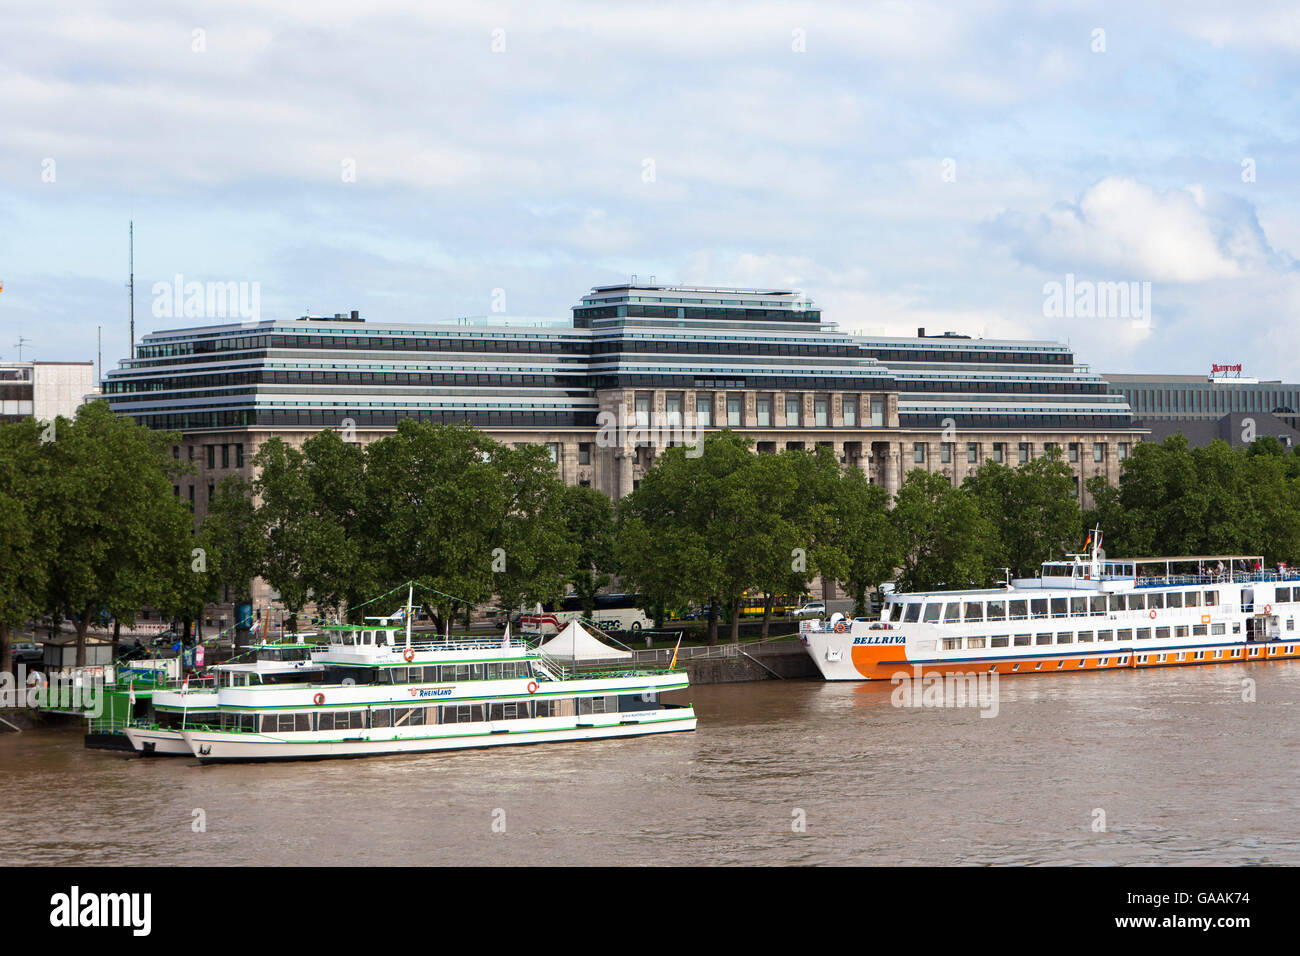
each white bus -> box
[518,594,652,636]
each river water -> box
[2,663,1298,866]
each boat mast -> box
[405,583,413,649]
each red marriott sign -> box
[1211,363,1243,374]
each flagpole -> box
[405,582,413,649]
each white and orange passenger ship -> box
[802,531,1300,680]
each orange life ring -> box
[1264,604,1272,614]
[834,621,848,633]
[1148,610,1157,619]
[313,692,325,706]
[527,680,539,694]
[403,646,415,662]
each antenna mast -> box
[128,221,135,357]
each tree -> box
[39,401,193,666]
[560,484,616,619]
[0,419,52,677]
[963,453,1081,577]
[891,469,997,592]
[826,467,898,617]
[489,442,575,616]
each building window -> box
[188,446,194,461]
[727,394,742,427]
[235,444,244,468]
[1068,442,1079,462]
[813,395,828,427]
[785,395,800,427]
[634,393,651,427]
[870,396,885,427]
[665,392,683,424]
[1118,442,1130,460]
[546,443,560,465]
[221,444,230,468]
[1019,442,1030,463]
[941,442,952,463]
[1093,442,1105,462]
[696,393,713,427]
[172,445,179,459]
[992,443,1005,463]
[578,443,591,465]
[756,394,771,427]
[967,442,979,463]
[843,395,858,427]
[913,442,925,464]
[206,445,215,468]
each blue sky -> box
[2,1,1298,379]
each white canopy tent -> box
[538,621,633,661]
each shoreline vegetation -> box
[5,401,1299,675]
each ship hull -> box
[181,709,697,763]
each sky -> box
[2,0,1298,381]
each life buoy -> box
[526,680,538,694]
[1264,604,1272,614]
[834,621,848,633]
[403,646,415,662]
[1148,610,1157,619]
[313,692,325,706]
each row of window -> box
[632,392,889,429]
[890,589,1221,623]
[913,440,1131,466]
[217,693,661,733]
[939,623,1229,650]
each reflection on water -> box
[2,663,1298,865]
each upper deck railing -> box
[1134,570,1300,589]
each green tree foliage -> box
[1085,434,1300,565]
[892,469,997,592]
[36,401,196,665]
[0,419,52,676]
[560,484,615,618]
[963,451,1082,578]
[825,468,898,616]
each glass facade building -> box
[103,283,1142,508]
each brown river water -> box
[2,663,1298,866]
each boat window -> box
[1010,600,1028,620]
[1135,628,1150,640]
[991,636,1009,647]
[1090,596,1107,615]
[1050,598,1067,617]
[923,604,941,623]
[376,630,388,646]
[967,636,986,649]
[1155,627,1170,639]
[1108,594,1123,612]
[342,631,355,646]
[1031,599,1048,619]
[1193,624,1207,636]
[1150,593,1166,609]
[1069,597,1087,615]
[1166,593,1183,609]
[1078,631,1093,643]
[1184,592,1200,607]
[904,603,921,623]
[1057,632,1073,644]
[1124,594,1144,611]
[1013,634,1031,646]
[1035,633,1052,645]
[963,602,984,622]
[1175,626,1189,638]
[1097,630,1113,642]
[942,637,962,650]
[1211,623,1226,635]
[943,602,961,622]
[1205,591,1218,606]
[987,600,1006,621]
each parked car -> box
[10,641,42,666]
[792,601,827,619]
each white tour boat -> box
[180,604,694,763]
[802,531,1300,680]
[123,641,325,755]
